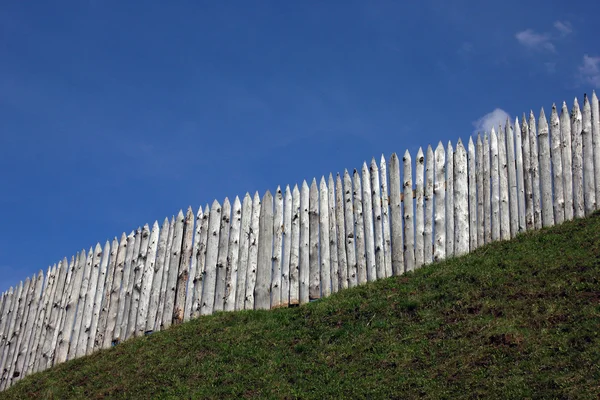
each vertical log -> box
[309,179,320,298]
[289,185,302,305]
[529,111,542,229]
[550,106,565,224]
[319,178,331,296]
[414,148,425,268]
[572,98,585,218]
[173,208,194,323]
[538,108,555,227]
[424,146,434,264]
[389,153,404,274]
[335,174,349,289]
[0,280,26,388]
[281,186,293,304]
[592,91,600,207]
[162,210,185,328]
[522,117,534,230]
[214,199,231,313]
[136,222,159,336]
[44,257,72,366]
[155,218,174,330]
[76,243,103,356]
[370,161,385,279]
[434,142,446,261]
[299,182,310,304]
[16,272,44,380]
[38,263,66,371]
[115,233,136,340]
[483,134,492,242]
[505,120,519,237]
[468,137,477,251]
[361,164,376,282]
[87,241,110,353]
[446,142,455,256]
[560,103,574,221]
[0,288,13,376]
[124,229,146,341]
[476,136,485,245]
[582,95,596,215]
[225,197,242,312]
[454,139,469,256]
[498,126,511,239]
[33,266,59,373]
[403,150,415,272]
[353,170,367,284]
[244,193,261,309]
[69,249,94,359]
[255,191,273,310]
[185,209,203,321]
[328,174,339,293]
[201,200,222,315]
[342,171,357,286]
[95,238,119,351]
[380,156,393,277]
[514,118,526,233]
[271,188,284,306]
[191,205,210,317]
[235,197,252,311]
[491,129,501,241]
[102,235,126,346]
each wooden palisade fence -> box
[1,92,600,390]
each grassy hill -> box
[2,212,600,399]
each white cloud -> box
[553,21,572,36]
[578,54,600,88]
[472,109,511,134]
[515,29,556,52]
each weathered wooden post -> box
[424,146,434,264]
[353,170,367,284]
[476,135,484,245]
[403,150,415,272]
[592,91,600,206]
[380,156,393,276]
[415,148,425,268]
[361,164,376,282]
[214,199,231,312]
[370,160,386,278]
[454,139,469,256]
[103,235,127,346]
[95,238,119,350]
[434,142,446,261]
[514,118,526,233]
[483,134,492,242]
[282,185,293,303]
[582,95,596,215]
[245,193,261,309]
[529,112,542,230]
[319,177,331,296]
[147,219,169,329]
[521,117,534,230]
[550,106,565,224]
[224,197,242,311]
[299,182,310,303]
[571,98,585,219]
[201,201,222,315]
[255,191,274,310]
[309,179,320,298]
[235,198,251,311]
[505,120,518,238]
[468,137,477,251]
[389,153,404,274]
[289,185,301,305]
[498,125,510,240]
[491,129,500,241]
[560,103,574,221]
[136,222,159,335]
[538,109,554,228]
[155,219,174,329]
[327,174,339,293]
[343,171,358,286]
[335,174,349,289]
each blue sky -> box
[1,0,599,293]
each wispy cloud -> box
[472,109,511,135]
[515,29,556,53]
[544,62,556,74]
[553,21,572,36]
[578,54,600,88]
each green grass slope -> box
[3,213,600,399]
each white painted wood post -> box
[476,135,485,246]
[403,150,415,272]
[521,117,534,230]
[235,197,252,311]
[328,174,339,293]
[380,156,393,277]
[483,134,492,242]
[103,235,127,346]
[550,106,565,225]
[225,196,242,312]
[255,191,273,310]
[414,148,425,268]
[69,248,94,359]
[498,126,510,240]
[592,91,600,207]
[214,199,231,312]
[491,128,500,241]
[335,175,348,289]
[514,118,526,233]
[201,200,222,315]
[163,211,185,328]
[136,222,159,336]
[94,238,119,351]
[309,179,321,298]
[571,98,585,219]
[389,153,404,274]
[245,193,261,309]
[434,142,446,261]
[370,160,386,278]
[191,205,210,317]
[155,218,174,330]
[468,137,477,251]
[343,171,358,286]
[560,103,574,221]
[582,95,596,215]
[446,142,455,257]
[454,139,469,256]
[271,188,284,307]
[281,186,293,304]
[319,177,331,296]
[538,108,555,228]
[289,185,301,305]
[361,164,376,282]
[424,146,434,264]
[299,182,310,303]
[505,120,519,238]
[529,111,542,230]
[185,209,202,322]
[353,170,367,284]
